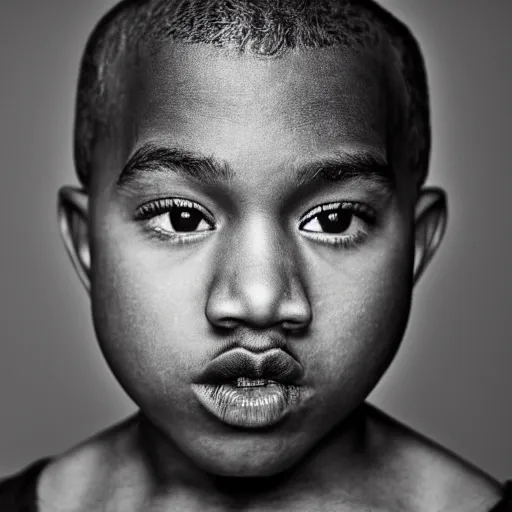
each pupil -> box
[318,209,352,233]
[170,207,203,232]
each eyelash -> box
[134,198,376,248]
[135,198,216,244]
[299,201,376,248]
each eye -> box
[135,198,215,242]
[299,202,375,248]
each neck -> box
[135,404,374,506]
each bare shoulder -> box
[37,415,144,512]
[365,405,504,512]
[35,407,505,512]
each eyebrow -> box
[118,143,233,187]
[118,142,393,191]
[294,150,393,191]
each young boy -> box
[1,0,510,510]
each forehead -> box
[116,42,401,182]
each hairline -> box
[74,1,430,191]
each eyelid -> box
[135,197,216,226]
[299,201,375,228]
[300,229,369,248]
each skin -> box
[45,43,503,510]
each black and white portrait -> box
[0,1,510,510]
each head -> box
[59,0,447,478]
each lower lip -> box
[192,382,301,428]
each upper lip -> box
[196,348,303,385]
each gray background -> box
[0,0,510,479]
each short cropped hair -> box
[75,0,430,189]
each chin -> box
[191,438,304,479]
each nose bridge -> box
[230,214,291,307]
[206,214,311,330]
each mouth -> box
[192,348,304,429]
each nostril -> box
[213,318,239,330]
[281,319,310,333]
[279,298,313,331]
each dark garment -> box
[492,482,512,512]
[1,458,511,511]
[0,459,51,511]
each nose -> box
[205,217,312,332]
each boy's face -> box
[75,43,430,476]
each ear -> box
[413,187,448,285]
[57,186,91,293]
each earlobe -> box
[57,186,91,293]
[413,187,448,285]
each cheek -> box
[89,229,214,409]
[305,228,414,395]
